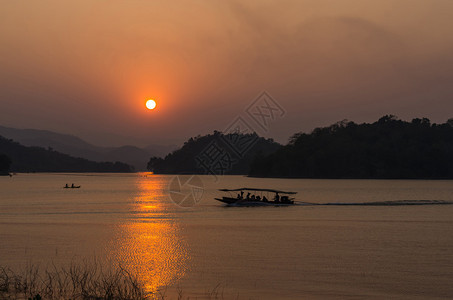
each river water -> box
[1,173,453,299]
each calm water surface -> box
[1,173,453,299]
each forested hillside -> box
[148,131,280,175]
[249,116,453,179]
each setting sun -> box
[146,99,156,110]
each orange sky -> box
[1,0,453,146]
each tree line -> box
[249,115,453,179]
[148,131,280,175]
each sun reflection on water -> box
[113,174,189,294]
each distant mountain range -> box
[0,136,132,173]
[0,125,176,171]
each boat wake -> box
[296,200,453,206]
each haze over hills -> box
[0,136,132,173]
[0,125,176,171]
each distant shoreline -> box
[141,172,453,180]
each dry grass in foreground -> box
[0,261,230,300]
[0,261,148,300]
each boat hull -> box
[215,197,294,206]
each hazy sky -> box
[1,0,453,147]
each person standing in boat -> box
[274,192,280,203]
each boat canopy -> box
[218,188,297,194]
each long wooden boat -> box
[215,188,297,206]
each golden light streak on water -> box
[114,174,189,295]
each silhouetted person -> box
[240,191,244,199]
[246,192,250,200]
[65,183,69,188]
[251,195,256,201]
[237,193,241,199]
[256,196,261,201]
[263,196,268,202]
[274,193,280,203]
[71,183,74,188]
